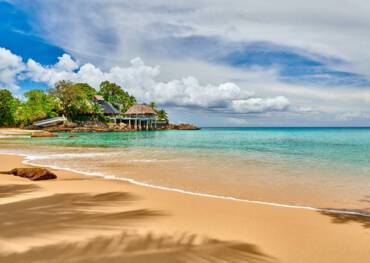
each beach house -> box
[93,95,121,123]
[123,104,158,130]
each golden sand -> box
[0,154,369,262]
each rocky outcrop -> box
[31,131,58,138]
[166,123,200,130]
[41,121,200,132]
[0,168,57,181]
[45,122,130,133]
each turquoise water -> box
[1,127,370,210]
[23,127,370,168]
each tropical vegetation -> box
[149,101,169,123]
[0,80,168,127]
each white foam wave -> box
[34,152,124,160]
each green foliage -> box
[149,101,156,110]
[149,101,169,123]
[15,89,61,125]
[0,80,169,127]
[98,81,136,113]
[156,109,168,122]
[74,83,97,100]
[49,81,98,120]
[0,89,19,127]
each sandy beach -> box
[2,0,370,261]
[0,153,369,263]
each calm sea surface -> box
[1,127,370,212]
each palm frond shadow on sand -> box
[1,231,275,263]
[0,191,160,239]
[0,184,40,198]
[0,189,275,262]
[320,196,370,229]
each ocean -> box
[1,127,370,213]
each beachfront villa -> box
[92,99,166,130]
[123,104,161,130]
[93,96,160,130]
[93,95,121,123]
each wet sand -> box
[0,154,370,262]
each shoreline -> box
[1,153,370,262]
[4,151,370,218]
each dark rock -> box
[0,168,57,181]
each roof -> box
[98,101,120,115]
[124,104,156,115]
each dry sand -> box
[0,154,369,263]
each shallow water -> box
[1,128,370,212]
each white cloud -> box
[54,54,79,71]
[0,47,24,92]
[25,52,289,114]
[231,96,290,113]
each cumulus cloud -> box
[24,52,289,114]
[54,54,79,71]
[0,47,24,92]
[231,96,290,113]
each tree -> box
[74,83,97,100]
[149,101,169,123]
[0,89,19,127]
[49,81,97,120]
[16,89,61,125]
[98,81,136,112]
[156,109,169,123]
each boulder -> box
[0,168,57,181]
[31,131,58,138]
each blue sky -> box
[1,0,370,126]
[0,2,63,64]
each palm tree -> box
[157,109,168,123]
[149,101,156,110]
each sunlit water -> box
[1,128,369,212]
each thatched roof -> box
[125,104,156,115]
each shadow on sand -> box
[0,184,40,198]
[0,191,159,238]
[1,231,275,263]
[0,188,275,262]
[320,196,370,229]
